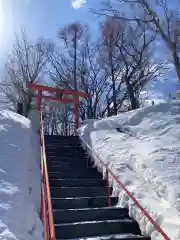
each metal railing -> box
[78,134,170,240]
[40,111,56,240]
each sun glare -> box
[0,3,5,36]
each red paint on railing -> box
[40,112,56,240]
[79,135,170,240]
[41,181,49,240]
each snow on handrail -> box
[78,134,170,240]
[40,112,56,240]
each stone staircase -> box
[45,135,150,240]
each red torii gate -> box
[26,83,88,130]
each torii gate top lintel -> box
[26,82,88,130]
[27,82,88,98]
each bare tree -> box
[58,22,84,91]
[99,17,163,111]
[100,17,124,115]
[1,30,49,116]
[77,32,108,120]
[49,23,107,123]
[118,22,163,109]
[100,0,180,81]
[45,24,83,135]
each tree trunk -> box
[17,102,23,115]
[172,50,180,82]
[126,81,139,110]
[24,95,32,117]
[109,51,117,115]
[74,31,77,91]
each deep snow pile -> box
[0,109,43,239]
[78,102,180,240]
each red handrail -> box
[79,135,170,240]
[40,112,56,240]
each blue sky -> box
[0,0,178,99]
[0,0,99,53]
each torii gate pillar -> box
[74,95,79,129]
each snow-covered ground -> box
[0,93,14,111]
[0,108,43,239]
[78,102,180,240]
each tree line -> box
[1,0,179,133]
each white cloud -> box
[72,0,86,9]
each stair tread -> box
[57,234,150,240]
[53,206,127,212]
[54,219,141,239]
[49,179,106,187]
[50,178,104,181]
[50,186,109,197]
[51,186,107,189]
[51,196,117,200]
[53,207,130,224]
[55,219,136,226]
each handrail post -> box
[106,169,111,207]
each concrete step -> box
[46,146,83,150]
[46,155,88,161]
[51,196,118,209]
[45,140,80,143]
[46,144,81,148]
[47,157,89,163]
[49,179,106,187]
[46,151,85,156]
[46,152,84,157]
[53,207,130,224]
[45,138,79,141]
[48,172,102,179]
[45,142,81,146]
[48,165,91,171]
[45,136,79,139]
[47,161,92,168]
[54,219,141,239]
[47,157,93,163]
[50,186,110,198]
[45,135,79,138]
[47,166,99,175]
[47,163,92,170]
[46,154,87,158]
[57,234,150,240]
[45,137,79,142]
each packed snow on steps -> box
[0,108,43,239]
[78,102,180,240]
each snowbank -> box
[0,109,43,239]
[78,102,180,240]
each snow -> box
[0,109,43,239]
[0,93,14,111]
[78,102,180,240]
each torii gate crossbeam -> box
[27,83,88,130]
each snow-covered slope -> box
[0,109,43,239]
[78,102,180,240]
[0,93,14,111]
